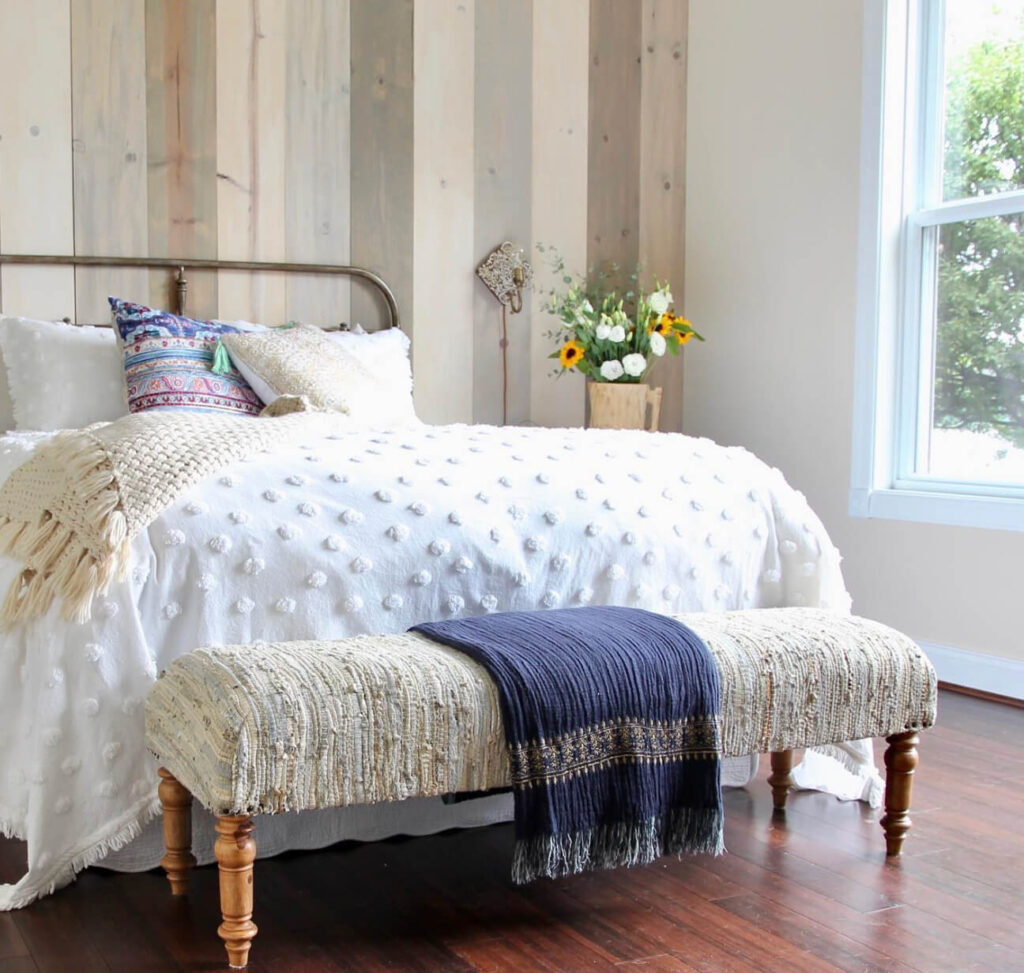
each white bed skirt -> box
[100,754,760,872]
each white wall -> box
[684,0,1024,668]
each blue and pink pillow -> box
[109,298,264,417]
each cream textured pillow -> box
[222,323,408,424]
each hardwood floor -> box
[2,689,1023,972]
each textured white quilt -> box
[0,422,859,909]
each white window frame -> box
[852,0,1024,532]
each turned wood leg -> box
[768,750,795,810]
[881,730,919,857]
[215,815,258,969]
[157,768,196,895]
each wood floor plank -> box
[0,958,39,973]
[11,892,109,973]
[0,917,28,962]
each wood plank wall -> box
[0,0,688,430]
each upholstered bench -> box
[145,608,936,969]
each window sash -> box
[895,0,1024,495]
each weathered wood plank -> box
[350,0,413,334]
[284,0,351,329]
[587,0,642,283]
[71,0,149,322]
[639,0,688,432]
[216,0,287,325]
[472,0,533,426]
[0,0,75,320]
[145,0,218,318]
[529,0,589,428]
[412,0,475,424]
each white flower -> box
[600,359,625,381]
[622,353,647,377]
[650,332,667,356]
[609,324,626,343]
[649,290,670,315]
[595,323,611,340]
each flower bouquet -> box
[541,253,702,384]
[540,249,703,429]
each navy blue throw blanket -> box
[412,606,723,883]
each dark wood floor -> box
[2,689,1023,973]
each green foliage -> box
[936,36,1024,447]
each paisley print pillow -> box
[109,298,263,417]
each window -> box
[853,0,1024,530]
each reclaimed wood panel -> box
[350,0,414,334]
[71,0,149,322]
[0,0,75,319]
[529,0,589,428]
[412,0,475,424]
[472,0,533,426]
[284,0,351,329]
[216,0,287,325]
[145,0,219,318]
[587,0,642,284]
[639,0,688,432]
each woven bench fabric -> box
[145,608,937,816]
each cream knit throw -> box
[0,410,346,625]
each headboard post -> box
[175,267,188,317]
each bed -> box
[0,254,872,912]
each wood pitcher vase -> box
[587,382,662,431]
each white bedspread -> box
[0,422,859,909]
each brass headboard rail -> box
[0,252,400,329]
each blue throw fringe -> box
[412,606,724,883]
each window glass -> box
[943,0,1024,201]
[919,212,1024,482]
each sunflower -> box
[650,313,674,336]
[676,330,693,346]
[559,339,585,369]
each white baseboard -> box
[920,640,1024,702]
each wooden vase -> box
[587,382,663,431]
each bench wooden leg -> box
[215,815,258,969]
[881,730,919,857]
[768,750,795,810]
[157,768,196,895]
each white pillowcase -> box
[326,327,416,425]
[0,316,127,431]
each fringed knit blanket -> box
[0,409,345,625]
[412,606,724,883]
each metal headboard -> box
[0,253,400,329]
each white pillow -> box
[326,328,416,424]
[0,316,127,431]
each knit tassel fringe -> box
[0,434,129,627]
[511,808,725,884]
